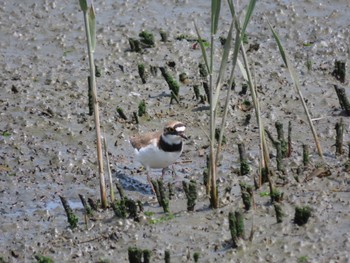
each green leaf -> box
[237,58,248,81]
[269,22,287,66]
[212,20,234,109]
[241,0,256,33]
[303,42,313,47]
[268,20,323,158]
[143,211,155,216]
[194,21,210,75]
[149,213,174,224]
[260,191,270,197]
[79,0,88,12]
[211,0,221,35]
[63,49,75,57]
[2,131,11,137]
[88,4,96,52]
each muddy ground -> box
[1,0,350,262]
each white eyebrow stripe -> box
[176,126,186,132]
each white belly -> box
[135,144,182,169]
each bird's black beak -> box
[179,132,188,140]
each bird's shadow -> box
[192,105,210,112]
[115,170,153,195]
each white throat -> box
[161,134,182,145]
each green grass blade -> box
[227,0,235,16]
[212,20,234,109]
[88,4,96,52]
[269,23,287,65]
[79,0,88,12]
[241,0,256,33]
[237,58,248,81]
[268,21,323,158]
[211,0,222,35]
[194,21,210,75]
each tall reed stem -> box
[80,1,107,208]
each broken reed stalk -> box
[239,182,252,211]
[159,67,180,104]
[133,111,139,124]
[198,63,209,100]
[125,198,139,219]
[79,0,107,208]
[203,166,210,194]
[182,180,198,211]
[128,38,141,52]
[103,132,115,202]
[143,250,151,263]
[228,210,245,248]
[274,203,284,223]
[151,180,169,213]
[294,206,311,226]
[243,113,251,126]
[193,85,200,100]
[112,199,126,218]
[117,107,128,120]
[271,188,284,203]
[264,128,277,146]
[239,83,248,95]
[275,121,288,157]
[115,181,125,199]
[269,22,324,160]
[287,120,292,157]
[164,250,170,263]
[332,60,346,83]
[139,31,155,47]
[238,143,250,175]
[87,76,93,116]
[335,118,344,155]
[87,197,98,211]
[128,247,142,263]
[138,100,146,117]
[138,64,146,84]
[193,252,200,262]
[202,82,210,102]
[59,195,78,229]
[334,85,350,116]
[168,182,174,200]
[113,197,139,220]
[303,144,309,167]
[276,141,284,172]
[199,63,208,78]
[159,30,168,42]
[150,65,158,77]
[95,64,101,77]
[158,179,170,213]
[78,194,93,216]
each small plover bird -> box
[130,121,187,185]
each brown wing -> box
[130,131,161,150]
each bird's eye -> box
[168,127,174,132]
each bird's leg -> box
[171,164,177,178]
[161,167,167,180]
[146,171,156,194]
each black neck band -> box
[159,136,182,152]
